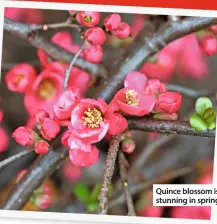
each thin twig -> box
[118,151,136,216]
[108,166,193,208]
[0,150,34,170]
[63,43,85,91]
[166,83,216,99]
[98,134,122,215]
[128,118,215,138]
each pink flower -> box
[104,13,122,31]
[198,34,217,56]
[112,88,155,116]
[84,27,106,45]
[209,25,217,33]
[26,116,37,129]
[69,99,109,144]
[34,194,52,210]
[63,160,82,182]
[0,127,9,153]
[12,126,36,147]
[155,92,182,113]
[53,89,78,123]
[5,63,36,93]
[61,130,72,147]
[35,109,50,124]
[144,79,167,96]
[34,140,50,154]
[112,22,131,39]
[83,45,103,64]
[16,169,28,183]
[40,118,60,141]
[76,11,100,27]
[131,14,145,37]
[124,71,147,92]
[0,110,3,124]
[37,49,52,68]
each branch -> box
[118,151,136,216]
[166,83,216,99]
[128,118,215,138]
[97,16,217,102]
[98,134,122,215]
[4,18,107,78]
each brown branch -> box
[118,151,136,216]
[128,118,215,138]
[97,16,217,102]
[98,134,122,215]
[3,18,107,78]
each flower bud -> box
[121,137,136,154]
[155,92,182,113]
[83,45,103,64]
[34,140,49,154]
[76,11,100,27]
[61,130,71,147]
[0,128,8,153]
[16,169,28,183]
[112,22,131,39]
[35,109,49,124]
[84,27,106,45]
[104,13,122,30]
[144,79,167,96]
[190,114,208,132]
[33,194,52,210]
[195,97,213,117]
[198,34,217,56]
[153,112,178,121]
[12,126,37,146]
[40,118,60,141]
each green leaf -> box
[208,121,216,130]
[72,183,89,203]
[195,97,212,117]
[190,114,209,132]
[88,184,101,203]
[87,201,99,213]
[202,107,216,123]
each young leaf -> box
[195,97,212,117]
[190,114,208,132]
[87,201,99,213]
[202,107,216,123]
[72,183,89,203]
[208,121,216,130]
[88,184,101,203]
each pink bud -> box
[35,109,49,124]
[34,194,52,210]
[76,11,100,27]
[83,45,103,64]
[16,169,28,183]
[104,13,122,30]
[53,89,78,121]
[40,118,60,141]
[112,22,131,39]
[63,160,82,182]
[155,92,182,113]
[34,140,49,154]
[84,27,106,45]
[199,34,217,56]
[0,127,9,153]
[144,79,167,96]
[153,112,178,121]
[12,126,36,147]
[209,25,217,33]
[0,110,3,123]
[61,130,71,147]
[5,63,36,93]
[121,137,136,154]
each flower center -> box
[82,108,103,128]
[13,74,25,85]
[84,16,92,23]
[37,79,57,100]
[125,89,139,106]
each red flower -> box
[35,109,50,124]
[76,11,100,27]
[63,159,82,182]
[69,99,109,144]
[124,71,147,92]
[198,33,217,56]
[37,49,52,68]
[40,118,60,141]
[5,63,36,93]
[144,79,167,96]
[155,92,182,113]
[112,22,131,39]
[104,13,122,31]
[12,126,36,147]
[61,130,72,147]
[84,27,106,45]
[34,140,50,154]
[34,194,52,210]
[0,110,3,124]
[83,45,103,64]
[0,127,9,153]
[112,88,155,116]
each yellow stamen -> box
[84,16,92,23]
[125,89,139,106]
[37,79,57,100]
[82,108,103,128]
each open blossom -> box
[76,11,100,27]
[144,79,167,96]
[112,88,155,116]
[0,128,9,153]
[40,118,60,141]
[104,13,122,31]
[13,126,36,147]
[5,63,36,93]
[34,140,50,154]
[84,27,106,45]
[155,92,182,113]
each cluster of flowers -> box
[12,71,182,167]
[16,169,52,210]
[0,98,8,153]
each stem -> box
[128,118,215,138]
[98,134,122,215]
[118,151,136,216]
